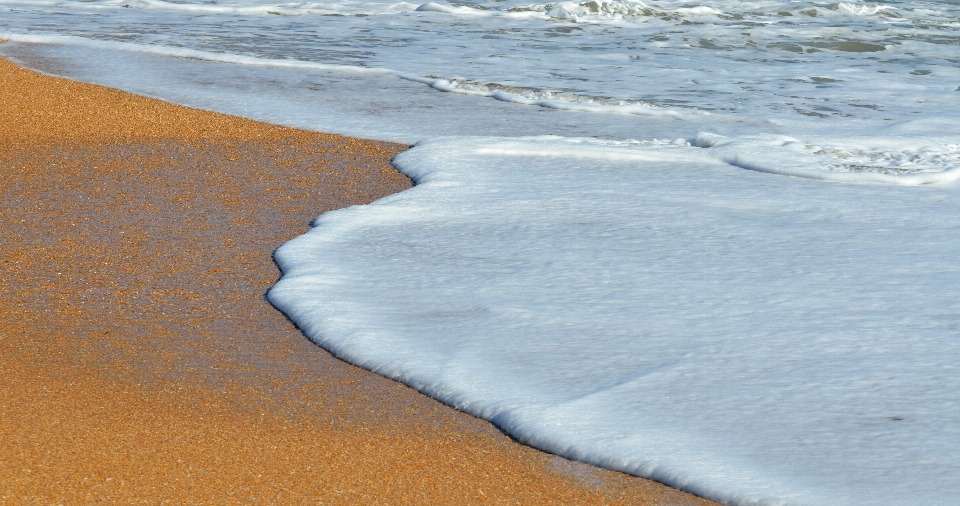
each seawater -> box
[3,1,959,505]
[3,0,960,163]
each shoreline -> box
[0,53,719,504]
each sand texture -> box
[0,53,720,505]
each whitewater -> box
[3,1,959,504]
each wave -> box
[0,0,421,16]
[422,77,708,118]
[0,32,714,119]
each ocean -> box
[3,1,959,504]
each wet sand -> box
[0,53,720,505]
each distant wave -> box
[0,32,712,119]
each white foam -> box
[696,133,960,186]
[673,5,723,16]
[426,78,704,118]
[415,1,492,15]
[270,136,960,506]
[836,2,896,17]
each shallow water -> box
[3,0,960,172]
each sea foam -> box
[270,137,960,506]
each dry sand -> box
[0,53,721,505]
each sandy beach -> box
[0,54,720,504]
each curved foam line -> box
[0,32,393,75]
[723,154,960,186]
[695,133,960,186]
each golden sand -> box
[0,53,720,505]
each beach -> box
[0,54,719,504]
[4,0,959,502]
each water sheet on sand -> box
[270,137,960,506]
